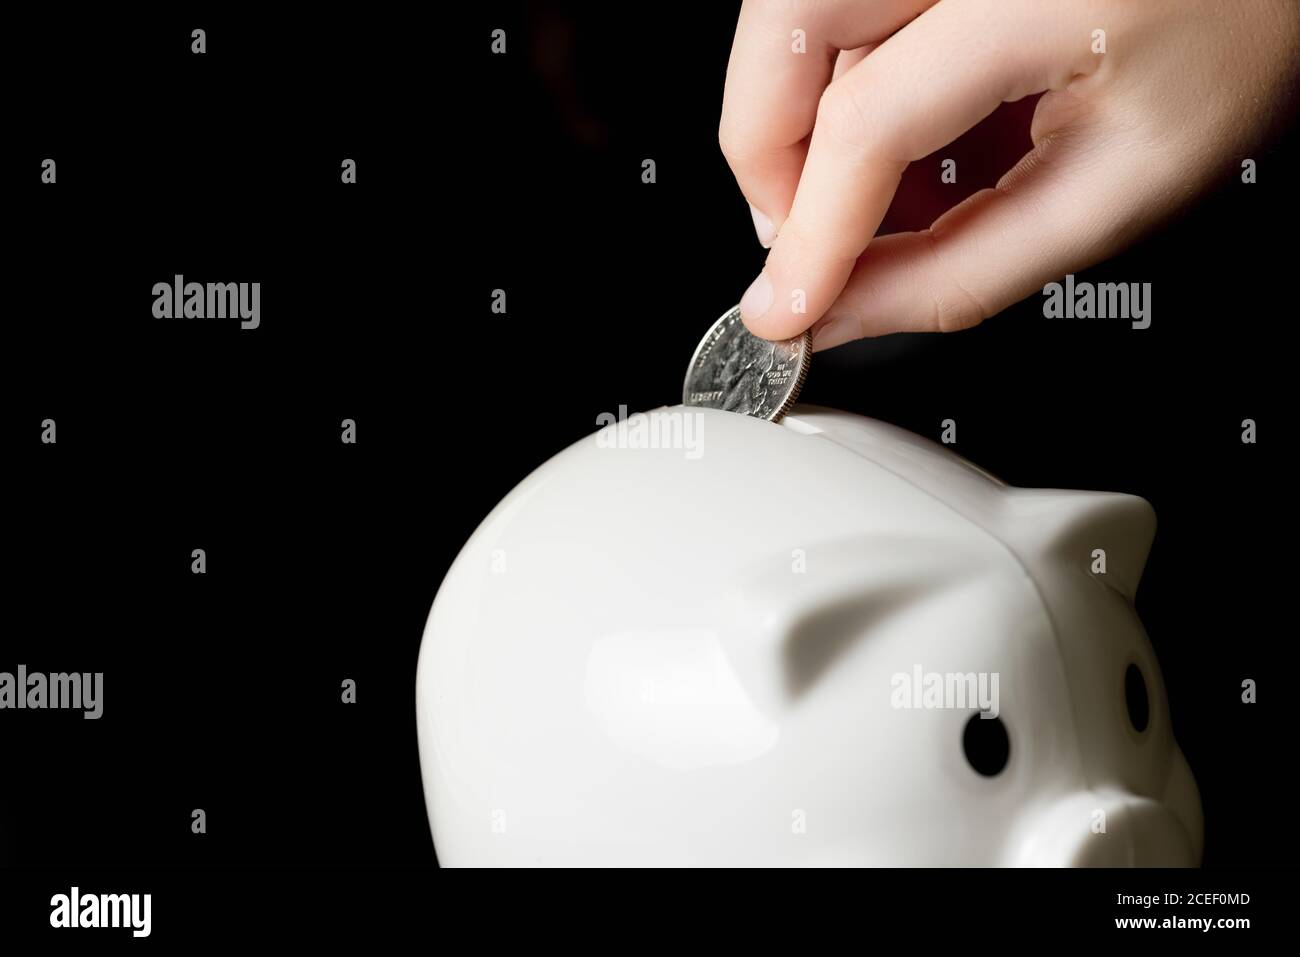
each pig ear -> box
[1003,489,1156,601]
[731,537,976,708]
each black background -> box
[3,1,1293,883]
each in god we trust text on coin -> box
[682,305,811,422]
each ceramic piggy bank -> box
[416,405,1201,866]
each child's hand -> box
[720,0,1299,349]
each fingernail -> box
[811,314,859,352]
[739,270,774,323]
[749,204,776,248]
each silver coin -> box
[682,305,811,422]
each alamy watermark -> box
[1043,274,1151,329]
[50,887,150,938]
[595,405,704,460]
[0,665,103,718]
[891,665,1000,718]
[152,274,260,329]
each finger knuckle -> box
[717,119,739,160]
[816,82,872,153]
[923,229,990,333]
[717,118,754,171]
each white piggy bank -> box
[416,405,1202,866]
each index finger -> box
[719,0,938,245]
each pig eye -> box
[1125,664,1149,732]
[962,712,1010,776]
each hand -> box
[720,0,1299,349]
